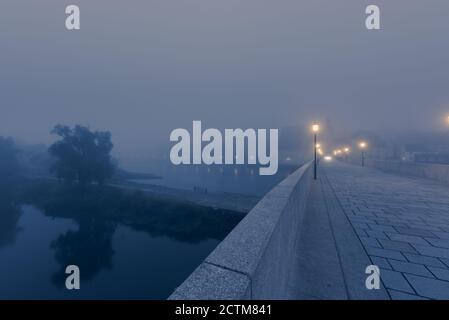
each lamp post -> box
[359,142,367,167]
[316,143,322,162]
[344,147,350,162]
[312,124,320,180]
[335,149,342,159]
[317,147,323,164]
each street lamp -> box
[336,149,342,157]
[312,123,320,180]
[344,147,350,162]
[359,141,367,167]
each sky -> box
[1,0,449,158]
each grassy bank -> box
[19,179,243,243]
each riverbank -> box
[115,180,260,213]
[26,174,260,214]
[18,179,244,243]
[1,173,248,299]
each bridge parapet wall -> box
[365,159,449,185]
[169,161,314,300]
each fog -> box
[1,0,449,164]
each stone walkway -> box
[323,162,449,300]
[289,175,388,300]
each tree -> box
[0,137,20,188]
[49,125,115,186]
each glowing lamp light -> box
[312,124,320,133]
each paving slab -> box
[290,174,388,300]
[324,162,449,300]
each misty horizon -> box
[2,1,449,155]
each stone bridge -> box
[170,160,449,300]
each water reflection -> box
[50,218,116,287]
[20,183,242,290]
[0,181,243,298]
[0,204,223,299]
[0,200,22,248]
[25,183,242,244]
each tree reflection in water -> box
[0,199,22,249]
[22,182,243,287]
[50,218,116,287]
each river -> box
[0,204,221,299]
